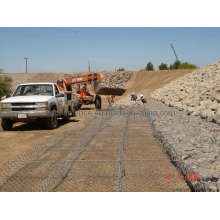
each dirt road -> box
[0,104,190,192]
[0,100,108,166]
[0,113,84,166]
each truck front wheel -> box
[1,119,13,131]
[47,110,58,129]
[95,95,102,109]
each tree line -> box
[117,61,197,72]
[144,60,197,71]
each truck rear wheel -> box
[71,108,76,117]
[63,110,71,122]
[1,119,13,131]
[47,110,58,129]
[95,95,102,109]
[76,103,82,110]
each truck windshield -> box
[13,84,54,96]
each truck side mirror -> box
[6,94,11,98]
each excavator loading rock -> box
[57,73,126,109]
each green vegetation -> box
[169,60,181,69]
[145,62,154,71]
[117,68,125,72]
[144,60,197,71]
[169,61,197,70]
[0,76,12,99]
[178,62,197,69]
[158,63,168,70]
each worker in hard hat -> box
[140,94,147,104]
[130,92,137,102]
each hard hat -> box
[140,94,144,97]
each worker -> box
[106,95,115,107]
[130,92,137,102]
[111,95,115,103]
[140,94,147,104]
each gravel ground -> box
[144,97,220,192]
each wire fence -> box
[0,105,193,192]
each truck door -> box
[54,85,64,115]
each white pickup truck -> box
[0,82,77,130]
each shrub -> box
[117,68,125,72]
[159,63,168,70]
[169,61,197,70]
[173,60,181,69]
[145,62,154,71]
[0,76,12,99]
[179,62,197,69]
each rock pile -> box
[96,71,133,96]
[151,61,220,124]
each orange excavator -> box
[57,73,104,109]
[57,72,126,110]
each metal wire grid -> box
[0,105,191,192]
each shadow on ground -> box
[11,118,80,131]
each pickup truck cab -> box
[0,82,76,130]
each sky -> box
[0,27,220,73]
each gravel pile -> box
[151,61,220,125]
[102,71,132,88]
[96,71,133,95]
[145,97,220,192]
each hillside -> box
[151,61,220,124]
[116,69,193,105]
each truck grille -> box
[11,103,35,106]
[12,108,35,111]
[11,103,36,111]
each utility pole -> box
[170,43,179,61]
[88,60,91,73]
[24,57,28,73]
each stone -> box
[151,60,220,125]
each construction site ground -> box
[0,104,190,192]
[0,69,193,191]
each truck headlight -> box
[35,102,48,110]
[0,103,11,111]
[2,103,11,108]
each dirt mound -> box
[3,73,75,90]
[116,69,192,105]
[151,62,220,124]
[4,71,132,94]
